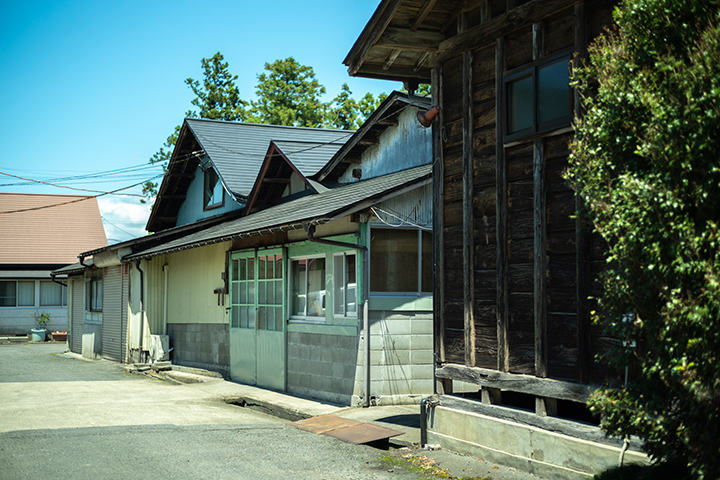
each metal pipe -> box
[163,264,168,336]
[135,260,145,361]
[303,222,371,407]
[420,398,429,447]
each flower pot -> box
[52,332,67,342]
[30,328,46,342]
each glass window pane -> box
[240,259,247,281]
[240,306,247,328]
[40,281,62,306]
[334,255,344,316]
[258,256,266,280]
[258,306,267,330]
[292,260,307,316]
[248,258,255,281]
[346,255,356,314]
[259,281,266,304]
[18,281,35,306]
[232,259,239,282]
[538,59,570,125]
[0,281,17,307]
[274,280,282,306]
[371,229,418,292]
[508,75,533,134]
[248,306,256,329]
[275,307,283,331]
[275,255,283,279]
[307,259,325,316]
[233,283,240,304]
[422,230,433,293]
[248,281,255,304]
[232,306,240,328]
[267,256,275,279]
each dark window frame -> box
[203,168,225,211]
[503,51,573,142]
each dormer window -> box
[204,168,224,210]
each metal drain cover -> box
[289,414,403,445]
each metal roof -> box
[0,193,107,265]
[126,164,431,260]
[271,140,345,177]
[185,119,354,198]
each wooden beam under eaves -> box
[261,178,291,184]
[167,172,195,179]
[411,0,440,31]
[383,49,402,70]
[376,27,445,51]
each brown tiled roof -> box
[0,193,107,265]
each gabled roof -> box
[0,193,107,266]
[127,164,432,261]
[315,91,430,183]
[245,140,345,214]
[146,118,353,232]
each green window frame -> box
[230,250,285,331]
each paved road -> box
[0,344,446,480]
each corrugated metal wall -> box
[145,258,165,335]
[102,266,122,361]
[71,277,84,354]
[366,184,433,227]
[121,263,129,363]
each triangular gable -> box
[245,142,320,215]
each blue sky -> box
[0,0,400,243]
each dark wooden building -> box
[346,1,646,477]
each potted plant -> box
[31,312,49,342]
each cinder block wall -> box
[367,311,434,405]
[287,331,359,406]
[287,311,434,407]
[167,323,229,378]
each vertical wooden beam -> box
[463,49,476,368]
[534,139,547,379]
[533,21,547,381]
[432,64,450,394]
[536,396,558,417]
[496,37,510,372]
[482,386,502,405]
[480,0,491,23]
[574,0,591,385]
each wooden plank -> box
[347,0,403,76]
[382,49,402,70]
[410,0,440,31]
[533,20,548,381]
[431,0,580,66]
[438,395,644,451]
[482,386,502,404]
[376,27,445,51]
[574,0,591,385]
[432,64,446,368]
[463,48,476,368]
[495,37,509,372]
[435,363,597,403]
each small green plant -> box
[31,312,50,328]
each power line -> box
[0,170,149,196]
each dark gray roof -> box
[186,119,353,198]
[272,140,345,177]
[52,259,94,276]
[126,164,431,260]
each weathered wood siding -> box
[437,0,616,388]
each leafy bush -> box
[567,1,720,477]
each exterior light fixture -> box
[417,105,441,127]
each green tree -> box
[325,83,387,130]
[249,57,327,127]
[567,1,720,477]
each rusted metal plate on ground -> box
[323,423,403,445]
[289,414,403,445]
[288,414,361,434]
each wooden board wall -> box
[437,0,618,388]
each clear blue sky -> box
[0,0,400,243]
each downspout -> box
[135,260,145,361]
[49,273,67,287]
[79,254,89,268]
[303,222,372,407]
[163,265,168,336]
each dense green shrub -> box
[567,1,720,477]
